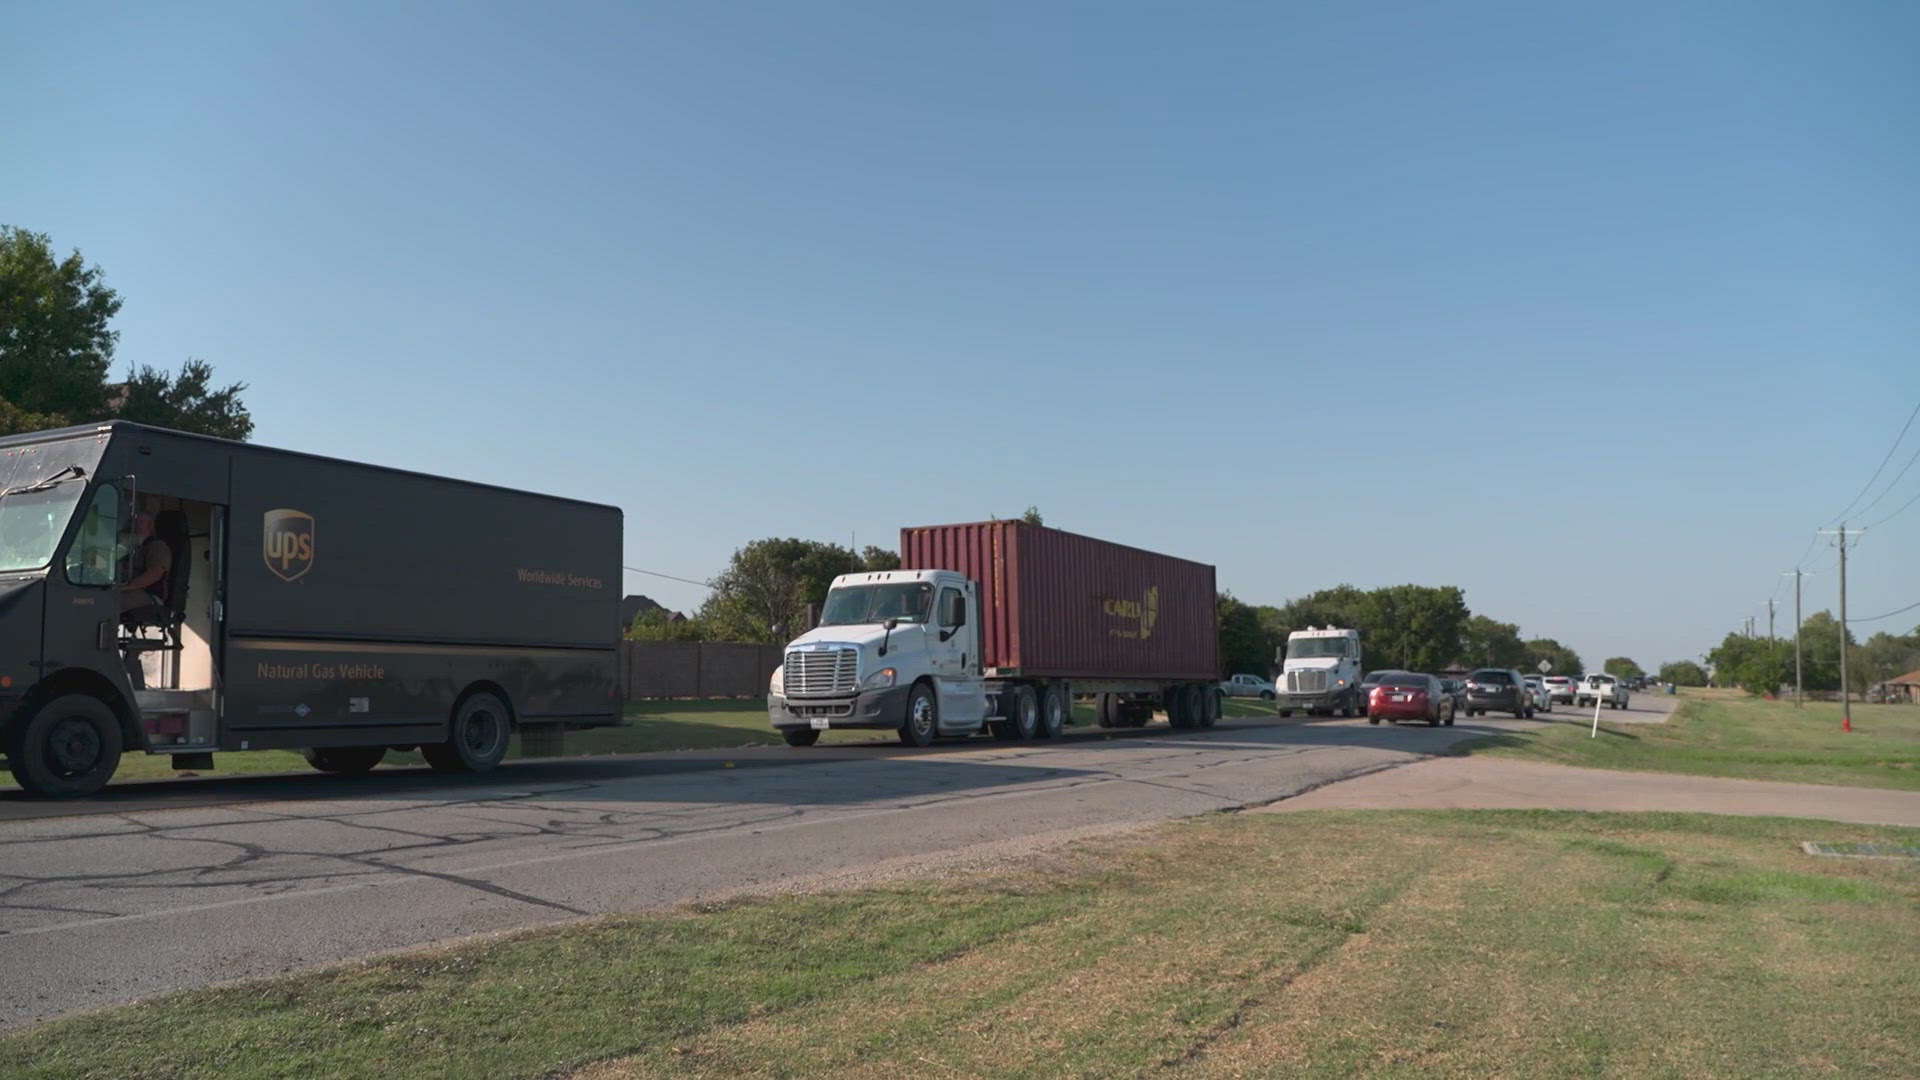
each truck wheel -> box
[1260,690,1275,700]
[304,746,387,774]
[6,694,123,797]
[1198,685,1219,728]
[899,684,938,747]
[1165,686,1190,729]
[1096,693,1119,729]
[423,691,512,773]
[782,729,820,747]
[993,684,1038,741]
[1035,685,1066,739]
[1279,709,1293,718]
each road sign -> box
[1536,659,1552,673]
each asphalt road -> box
[0,712,1561,1030]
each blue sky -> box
[8,1,1917,670]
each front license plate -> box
[810,717,830,730]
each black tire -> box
[1166,686,1191,729]
[1368,715,1381,725]
[1443,707,1455,727]
[782,728,820,747]
[1260,690,1275,700]
[422,691,512,773]
[303,746,387,774]
[993,684,1038,741]
[899,683,937,747]
[1096,692,1119,729]
[1035,685,1066,740]
[1198,685,1219,728]
[6,694,123,797]
[1279,709,1293,718]
[1428,705,1441,727]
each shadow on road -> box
[0,716,1526,821]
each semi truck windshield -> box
[1286,638,1349,660]
[819,583,933,626]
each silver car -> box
[1521,675,1554,714]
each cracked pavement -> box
[0,715,1538,1029]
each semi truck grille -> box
[1287,670,1328,693]
[785,648,858,696]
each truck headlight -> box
[769,665,784,695]
[863,667,897,690]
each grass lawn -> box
[3,695,1287,789]
[1457,689,1920,791]
[6,809,1915,1078]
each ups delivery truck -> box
[0,421,621,796]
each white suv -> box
[1575,674,1629,710]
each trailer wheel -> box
[782,729,820,747]
[423,691,512,773]
[1164,686,1190,729]
[6,694,123,797]
[1198,685,1219,728]
[1035,685,1066,740]
[993,684,1038,741]
[303,746,387,774]
[899,683,938,747]
[1096,693,1120,729]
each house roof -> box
[1890,669,1920,687]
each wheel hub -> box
[48,717,102,775]
[464,709,500,753]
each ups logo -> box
[263,509,315,582]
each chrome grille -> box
[1287,670,1329,693]
[785,648,858,696]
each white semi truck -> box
[1274,626,1363,718]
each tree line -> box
[1697,615,1920,696]
[1,227,252,439]
[1219,585,1586,678]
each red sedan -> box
[1367,672,1454,727]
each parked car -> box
[1522,675,1554,714]
[1438,677,1468,715]
[1367,672,1454,727]
[1357,670,1394,705]
[1464,667,1533,718]
[1542,675,1576,704]
[1218,673,1276,699]
[1576,673,1630,710]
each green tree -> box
[1265,586,1370,645]
[1708,633,1792,696]
[1020,506,1044,526]
[1358,584,1468,672]
[0,226,119,429]
[114,359,253,440]
[1859,629,1920,689]
[1658,660,1708,686]
[1217,591,1269,677]
[1603,657,1645,680]
[1,227,253,439]
[1461,615,1527,668]
[1793,611,1858,693]
[1523,638,1583,679]
[699,538,898,643]
[625,607,711,641]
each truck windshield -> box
[819,583,933,626]
[1286,637,1349,660]
[0,449,94,573]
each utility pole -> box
[1766,598,1775,645]
[1783,570,1805,707]
[1818,525,1863,732]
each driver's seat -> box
[121,510,192,684]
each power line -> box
[1862,483,1920,530]
[1853,439,1920,519]
[623,565,714,589]
[1854,597,1920,624]
[1825,399,1920,525]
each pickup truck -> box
[1575,673,1630,710]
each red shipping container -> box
[900,521,1219,682]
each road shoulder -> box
[1256,754,1920,826]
